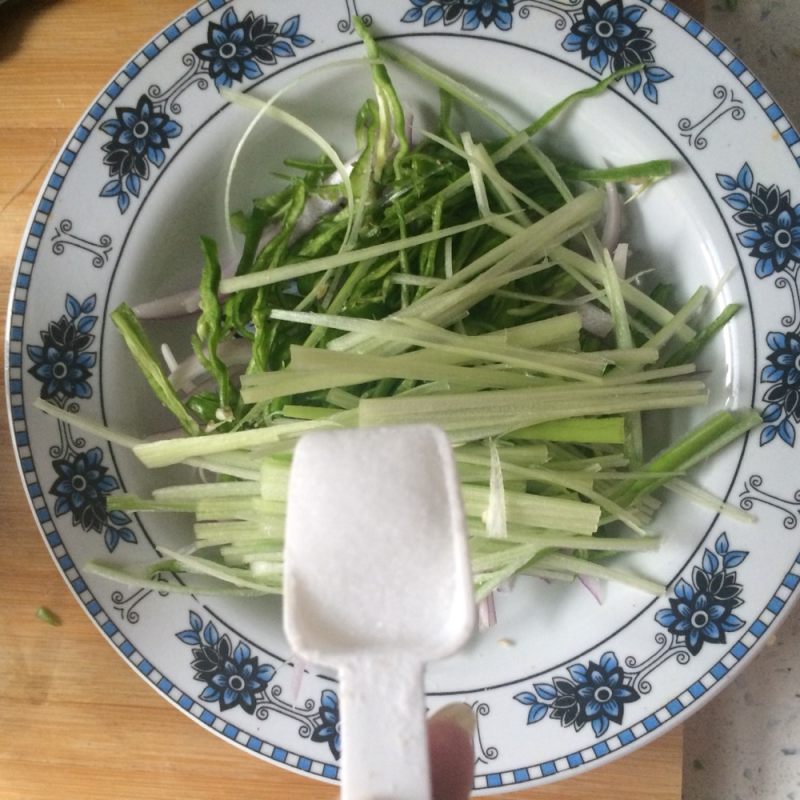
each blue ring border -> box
[5,0,800,791]
[475,554,800,789]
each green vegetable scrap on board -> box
[35,606,62,626]
[40,20,759,604]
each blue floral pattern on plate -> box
[562,0,672,102]
[50,447,121,534]
[176,612,342,759]
[516,534,747,737]
[193,9,313,88]
[27,293,136,552]
[719,163,800,279]
[516,651,640,737]
[312,689,342,759]
[401,0,515,30]
[400,0,672,102]
[178,611,277,713]
[655,533,746,655]
[760,332,800,446]
[98,8,313,213]
[719,164,800,446]
[27,294,97,400]
[99,96,183,213]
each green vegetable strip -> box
[457,443,549,465]
[269,310,613,379]
[461,485,600,534]
[113,547,281,592]
[462,131,493,218]
[552,246,697,341]
[382,42,519,137]
[598,363,696,386]
[532,553,666,596]
[34,398,143,449]
[561,160,671,183]
[382,39,577,203]
[524,65,645,139]
[95,35,754,602]
[85,561,271,596]
[665,478,756,524]
[359,382,708,433]
[481,314,582,348]
[384,396,706,445]
[218,216,496,294]
[110,304,200,435]
[609,410,761,507]
[512,417,625,444]
[281,405,341,420]
[134,417,337,468]
[194,522,278,542]
[422,129,546,218]
[472,140,544,223]
[106,494,202,513]
[327,388,360,409]
[457,453,653,537]
[599,247,634,350]
[355,18,409,178]
[664,304,741,367]
[152,481,261,501]
[496,460,652,537]
[239,349,537,403]
[193,236,238,414]
[402,66,650,225]
[471,531,658,552]
[419,189,603,302]
[644,286,709,354]
[326,189,604,355]
[186,454,261,481]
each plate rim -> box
[6,0,800,792]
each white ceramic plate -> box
[7,0,800,792]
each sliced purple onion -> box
[477,591,497,630]
[578,574,605,605]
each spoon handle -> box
[339,656,430,800]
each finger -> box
[428,703,476,800]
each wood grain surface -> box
[0,1,684,797]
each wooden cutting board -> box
[0,1,683,797]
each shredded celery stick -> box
[219,215,498,294]
[665,477,757,524]
[74,29,757,607]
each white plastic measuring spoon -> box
[283,424,475,800]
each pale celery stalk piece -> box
[218,216,496,294]
[32,33,755,607]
